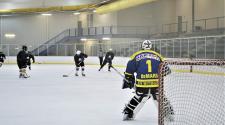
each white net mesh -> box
[158,60,225,125]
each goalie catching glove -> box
[122,72,135,89]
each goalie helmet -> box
[76,50,81,55]
[141,40,152,50]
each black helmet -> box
[22,45,28,51]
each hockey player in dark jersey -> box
[26,51,35,70]
[0,51,6,68]
[122,40,174,121]
[74,50,88,76]
[98,48,114,72]
[17,45,29,78]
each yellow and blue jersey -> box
[125,50,164,88]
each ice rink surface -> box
[0,64,158,125]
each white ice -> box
[0,64,158,125]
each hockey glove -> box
[122,73,135,89]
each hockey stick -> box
[62,68,75,77]
[62,61,83,77]
[111,66,124,78]
[111,66,132,89]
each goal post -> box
[158,60,225,125]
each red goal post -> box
[158,59,225,125]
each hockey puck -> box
[63,75,68,77]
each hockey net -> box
[158,59,225,125]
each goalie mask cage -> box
[158,59,225,125]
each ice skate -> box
[82,73,86,77]
[29,66,31,70]
[23,74,30,78]
[19,74,30,78]
[19,73,23,78]
[122,110,134,121]
[122,105,134,121]
[75,73,78,76]
[22,72,30,78]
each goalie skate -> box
[123,110,134,121]
[122,105,134,121]
[123,113,134,121]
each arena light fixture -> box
[73,12,80,15]
[102,37,111,40]
[41,13,52,16]
[5,33,16,38]
[80,38,87,41]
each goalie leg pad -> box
[123,88,151,120]
[149,88,174,121]
[161,97,175,122]
[133,88,151,117]
[123,96,139,120]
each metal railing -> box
[1,35,224,59]
[32,16,225,54]
[1,16,224,57]
[195,16,225,31]
[162,22,188,33]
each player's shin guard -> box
[75,67,79,76]
[19,69,22,78]
[108,64,112,71]
[81,67,85,76]
[21,68,29,78]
